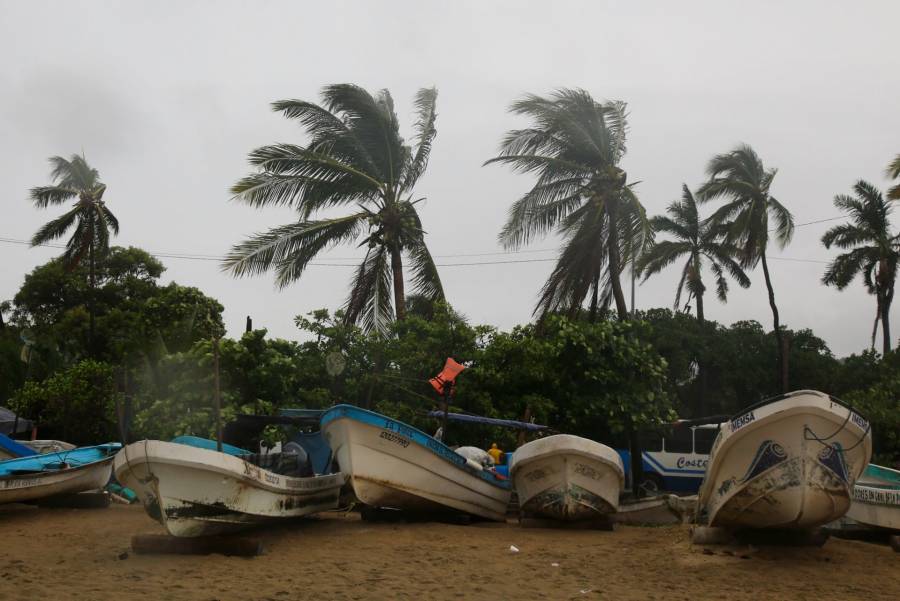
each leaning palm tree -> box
[486,89,650,322]
[887,155,900,201]
[29,154,119,350]
[822,180,899,355]
[698,144,794,392]
[639,185,750,323]
[224,85,444,331]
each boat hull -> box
[511,434,623,521]
[698,390,871,530]
[113,440,345,537]
[321,405,511,521]
[845,464,900,532]
[0,457,114,504]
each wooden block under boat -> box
[131,534,263,557]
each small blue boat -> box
[0,442,121,505]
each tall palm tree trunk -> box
[390,248,406,321]
[695,289,708,417]
[881,289,892,356]
[88,230,96,357]
[588,273,600,322]
[606,210,628,321]
[760,251,787,392]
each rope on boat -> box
[803,405,871,454]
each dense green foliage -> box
[3,246,900,465]
[11,360,118,445]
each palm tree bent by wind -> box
[887,154,900,201]
[486,89,650,322]
[29,154,119,353]
[822,180,899,356]
[698,145,794,393]
[639,185,750,323]
[224,85,444,331]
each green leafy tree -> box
[821,180,899,355]
[486,89,650,321]
[698,144,794,392]
[224,84,444,330]
[28,155,119,352]
[640,185,750,323]
[11,360,118,445]
[10,247,223,371]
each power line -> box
[0,213,845,268]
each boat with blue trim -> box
[113,437,345,537]
[846,463,900,532]
[320,404,511,521]
[697,390,872,530]
[0,441,121,505]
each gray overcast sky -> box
[1,0,898,357]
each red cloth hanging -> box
[429,358,466,395]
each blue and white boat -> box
[321,405,512,521]
[697,390,871,530]
[0,441,121,505]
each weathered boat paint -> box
[321,405,511,521]
[113,440,345,537]
[510,434,623,521]
[845,464,900,532]
[0,444,119,504]
[697,390,871,530]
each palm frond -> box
[30,205,81,245]
[223,213,366,288]
[402,87,438,191]
[29,185,77,208]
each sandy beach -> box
[0,503,897,601]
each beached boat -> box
[697,390,872,530]
[320,404,512,521]
[845,464,900,532]
[0,443,120,505]
[510,434,624,521]
[113,438,345,537]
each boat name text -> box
[730,412,755,432]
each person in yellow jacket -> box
[487,443,503,465]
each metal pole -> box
[213,337,222,453]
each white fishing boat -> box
[320,405,512,521]
[113,439,345,537]
[845,464,900,532]
[510,434,624,521]
[697,390,872,530]
[0,444,119,504]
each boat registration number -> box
[853,486,900,507]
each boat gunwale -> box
[115,440,345,496]
[0,454,115,483]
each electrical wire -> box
[0,213,843,269]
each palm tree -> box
[639,185,750,323]
[224,84,444,331]
[822,180,899,356]
[887,155,900,201]
[29,154,119,351]
[698,144,794,392]
[486,89,649,322]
